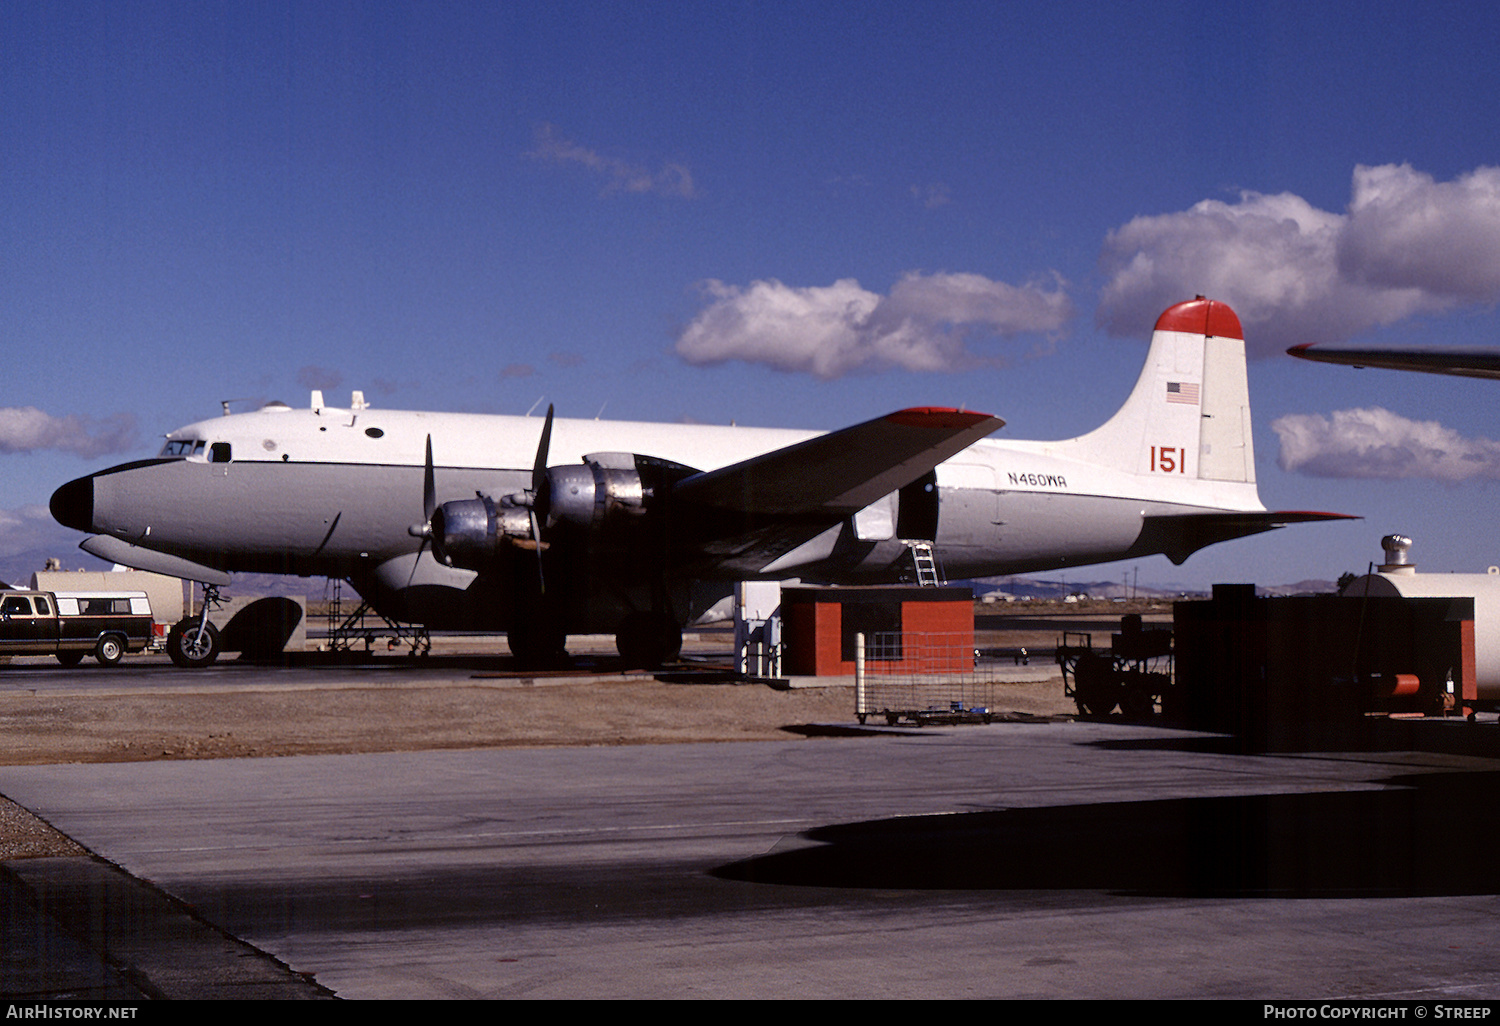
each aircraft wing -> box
[1137,510,1361,566]
[1288,344,1500,380]
[668,406,1003,576]
[673,407,1003,516]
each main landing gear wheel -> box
[507,617,569,668]
[167,619,220,668]
[615,613,682,670]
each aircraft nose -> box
[50,475,95,532]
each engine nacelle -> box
[429,453,657,572]
[546,453,649,532]
[430,494,537,569]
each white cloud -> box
[675,272,1072,379]
[1339,164,1500,301]
[1098,163,1500,355]
[1272,407,1500,482]
[0,407,137,458]
[527,124,697,199]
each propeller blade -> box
[423,434,436,522]
[529,508,546,595]
[531,404,554,522]
[407,434,437,589]
[408,434,437,539]
[528,408,553,594]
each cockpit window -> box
[161,439,206,458]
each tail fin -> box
[1059,297,1356,563]
[1063,296,1254,484]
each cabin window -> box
[209,442,232,463]
[34,597,50,616]
[2,597,33,617]
[161,439,206,458]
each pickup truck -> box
[0,590,155,666]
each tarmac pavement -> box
[6,718,1500,1000]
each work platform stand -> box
[322,579,432,656]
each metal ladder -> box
[905,541,942,586]
[323,579,432,655]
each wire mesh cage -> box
[855,630,1015,725]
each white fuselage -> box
[74,402,1259,586]
[52,298,1306,636]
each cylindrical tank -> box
[1341,535,1500,701]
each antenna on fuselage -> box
[526,396,546,417]
[219,399,256,417]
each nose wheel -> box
[167,618,221,668]
[167,584,223,668]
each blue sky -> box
[6,0,1500,590]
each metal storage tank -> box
[1342,535,1500,702]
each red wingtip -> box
[886,407,999,429]
[1155,297,1244,340]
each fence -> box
[854,631,1018,725]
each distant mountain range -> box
[965,575,1340,601]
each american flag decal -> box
[1166,381,1200,404]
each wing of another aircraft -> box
[672,407,1004,516]
[1288,344,1500,380]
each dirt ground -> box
[0,604,1160,860]
[0,674,1076,765]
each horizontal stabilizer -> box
[1288,344,1500,380]
[1138,510,1360,566]
[673,407,1003,516]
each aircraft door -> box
[897,471,939,540]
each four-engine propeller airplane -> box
[50,297,1352,667]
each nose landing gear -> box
[167,584,223,668]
